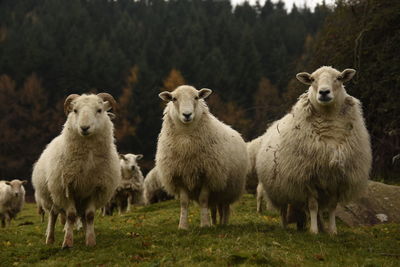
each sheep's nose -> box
[183,113,192,119]
[319,90,331,96]
[80,126,90,132]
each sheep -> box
[0,179,27,227]
[102,153,144,215]
[119,153,144,210]
[256,66,372,234]
[156,85,249,229]
[246,137,273,213]
[32,93,121,248]
[143,167,173,205]
[246,136,262,194]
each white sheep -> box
[156,85,249,229]
[246,137,273,213]
[246,136,262,194]
[32,93,121,248]
[119,153,144,210]
[0,179,26,227]
[257,66,372,234]
[143,167,172,205]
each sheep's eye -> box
[172,97,177,102]
[97,109,102,113]
[195,96,199,100]
[310,77,315,82]
[73,109,77,113]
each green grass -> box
[1,195,399,266]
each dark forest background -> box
[0,0,399,190]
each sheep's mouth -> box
[318,96,333,103]
[80,131,92,136]
[181,117,193,123]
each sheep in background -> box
[246,136,262,194]
[246,137,274,213]
[119,153,144,210]
[143,167,173,205]
[257,66,372,234]
[156,85,249,229]
[32,93,120,248]
[102,153,144,215]
[0,179,27,227]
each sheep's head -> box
[64,93,116,137]
[120,153,143,173]
[5,180,27,198]
[159,85,212,124]
[296,66,356,107]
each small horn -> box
[97,93,117,111]
[64,94,80,116]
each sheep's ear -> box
[338,69,356,83]
[22,180,28,185]
[98,93,117,112]
[64,94,80,116]
[107,112,116,120]
[5,181,11,186]
[119,154,126,160]
[198,88,212,99]
[136,154,143,160]
[159,91,173,102]
[296,72,313,85]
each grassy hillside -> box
[1,195,399,266]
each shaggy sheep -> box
[143,167,173,205]
[257,66,372,234]
[102,153,144,215]
[32,93,121,248]
[156,85,249,229]
[119,153,144,210]
[0,179,26,227]
[246,137,273,213]
[246,136,262,194]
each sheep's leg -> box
[327,204,337,235]
[280,205,288,229]
[178,188,189,230]
[60,212,66,226]
[127,193,133,212]
[317,211,326,233]
[210,206,217,226]
[38,206,45,223]
[1,217,5,228]
[218,204,224,224]
[221,205,230,225]
[85,203,96,246]
[62,205,77,249]
[5,212,11,226]
[199,186,210,227]
[46,208,58,244]
[308,197,319,234]
[256,184,264,213]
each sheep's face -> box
[159,85,212,124]
[120,153,143,173]
[296,66,356,106]
[5,180,26,198]
[64,93,116,137]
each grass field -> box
[1,195,399,266]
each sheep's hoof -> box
[62,235,73,249]
[328,228,337,236]
[178,224,189,230]
[86,234,96,247]
[309,228,319,235]
[45,236,54,245]
[200,222,211,228]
